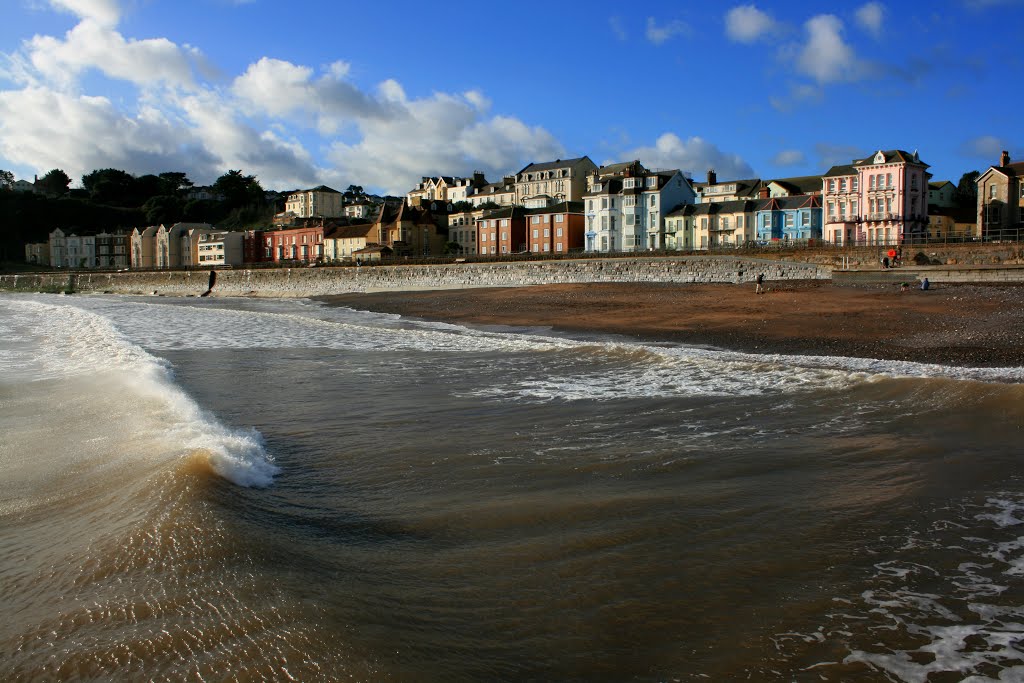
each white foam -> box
[0,295,279,488]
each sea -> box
[2,291,1024,682]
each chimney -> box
[707,169,717,185]
[759,186,770,199]
[1001,150,1011,167]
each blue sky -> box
[1,0,1021,195]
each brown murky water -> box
[3,294,1024,681]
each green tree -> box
[955,170,980,208]
[142,195,185,224]
[158,172,193,196]
[0,169,13,190]
[213,169,264,209]
[37,169,71,197]
[133,174,164,204]
[82,168,135,205]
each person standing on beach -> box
[755,273,765,295]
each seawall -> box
[0,256,828,297]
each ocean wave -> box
[0,296,278,488]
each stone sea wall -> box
[0,256,828,297]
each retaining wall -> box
[0,256,828,297]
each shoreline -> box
[316,281,1024,369]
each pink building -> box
[822,149,930,245]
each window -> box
[543,243,550,252]
[556,228,563,237]
[624,195,635,206]
[839,202,846,218]
[650,195,656,206]
[501,219,509,227]
[647,177,657,188]
[481,233,488,241]
[828,201,836,218]
[543,215,549,223]
[785,214,795,228]
[532,216,540,224]
[532,229,538,238]
[543,228,549,237]
[802,211,810,226]
[588,200,593,211]
[886,173,893,188]
[829,179,836,192]
[701,218,708,229]
[555,214,564,222]
[601,216,608,229]
[556,243,563,252]
[532,244,539,252]
[722,217,730,230]
[839,179,846,192]
[870,175,876,190]
[501,232,506,240]
[991,185,998,199]
[626,215,634,226]
[851,201,858,216]
[601,198,608,209]
[852,177,859,191]
[624,178,634,188]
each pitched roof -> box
[853,150,928,167]
[758,194,822,211]
[823,164,857,178]
[517,156,594,174]
[525,201,586,214]
[767,175,823,195]
[929,180,955,190]
[328,224,376,239]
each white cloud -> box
[328,93,564,195]
[646,17,689,45]
[25,19,198,90]
[855,2,885,38]
[797,15,863,84]
[0,87,219,183]
[769,83,821,112]
[49,0,120,27]
[622,133,755,180]
[771,150,806,166]
[958,135,1011,161]
[725,5,780,43]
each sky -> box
[0,0,1022,196]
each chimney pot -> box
[1001,150,1011,167]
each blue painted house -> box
[755,195,823,242]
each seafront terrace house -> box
[48,228,97,268]
[476,206,527,255]
[179,224,218,267]
[582,160,696,252]
[526,201,586,254]
[755,193,823,243]
[976,150,1024,240]
[343,202,375,220]
[130,225,164,269]
[25,242,50,266]
[194,231,244,267]
[928,205,978,241]
[285,185,344,218]
[692,170,763,204]
[94,231,129,269]
[467,175,518,209]
[515,157,597,209]
[324,223,377,261]
[678,199,760,249]
[448,208,482,255]
[244,224,326,263]
[822,149,930,245]
[373,201,449,257]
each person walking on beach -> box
[755,273,765,295]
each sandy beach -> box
[319,280,1024,368]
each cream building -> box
[285,185,343,218]
[515,157,597,208]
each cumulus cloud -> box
[0,87,219,182]
[958,135,1012,161]
[622,133,755,180]
[24,19,198,90]
[646,17,689,45]
[771,150,807,166]
[328,93,565,195]
[855,2,885,38]
[725,5,780,43]
[49,0,120,26]
[232,57,394,133]
[797,15,865,83]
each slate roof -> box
[768,175,823,195]
[524,201,586,215]
[329,224,376,239]
[583,177,623,197]
[853,150,928,167]
[821,165,856,178]
[517,156,593,174]
[757,194,822,211]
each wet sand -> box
[318,281,1024,368]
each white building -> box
[49,228,97,268]
[195,231,244,266]
[583,161,696,252]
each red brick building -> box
[244,225,326,263]
[476,206,527,255]
[526,201,585,254]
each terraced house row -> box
[24,149,1020,268]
